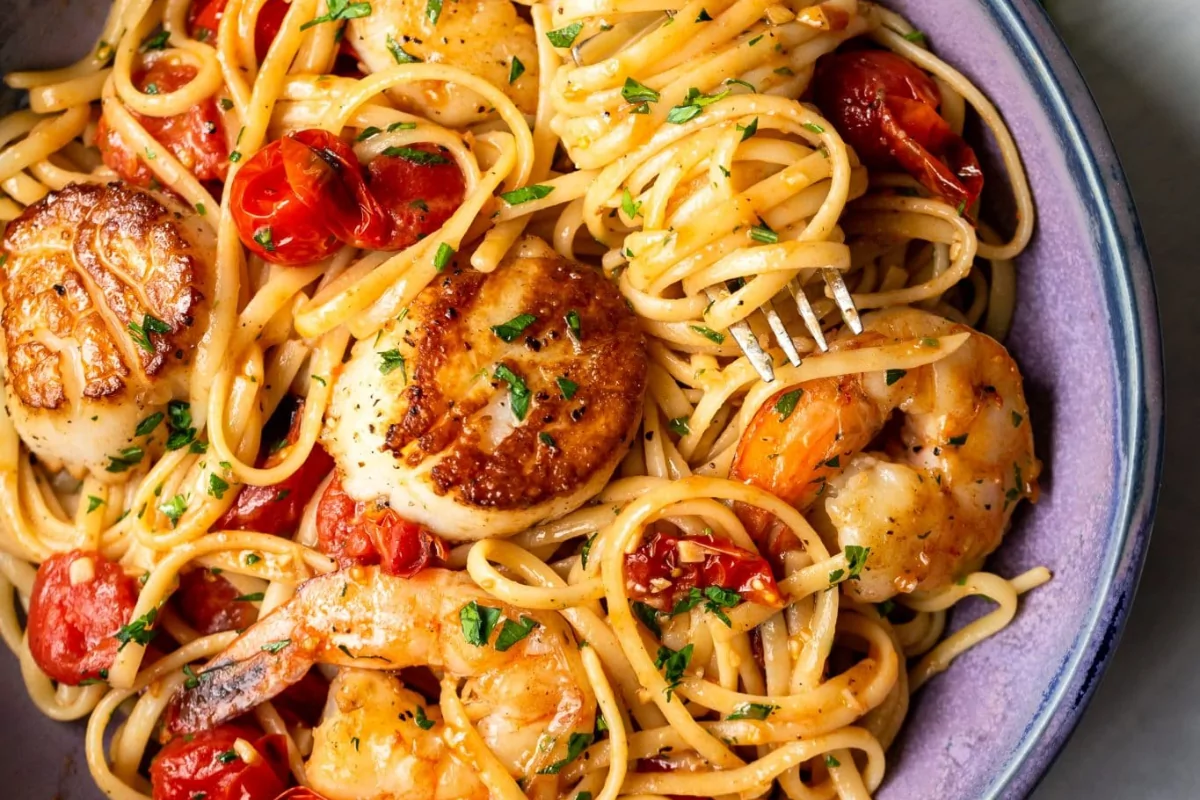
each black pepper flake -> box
[53,284,66,295]
[571,406,587,421]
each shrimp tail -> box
[165,605,317,736]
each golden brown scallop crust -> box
[383,251,647,510]
[1,182,205,410]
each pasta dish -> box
[0,0,1050,797]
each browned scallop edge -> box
[385,256,647,510]
[0,183,204,408]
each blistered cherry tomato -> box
[151,724,289,800]
[811,50,983,213]
[27,550,139,685]
[216,399,335,535]
[624,530,783,612]
[364,143,466,250]
[315,476,448,576]
[229,130,465,265]
[188,0,290,61]
[174,568,259,635]
[96,57,228,188]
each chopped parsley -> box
[621,77,660,106]
[655,643,693,700]
[539,432,557,449]
[261,639,291,654]
[666,86,730,124]
[135,412,164,437]
[425,0,442,24]
[690,324,725,344]
[493,364,530,421]
[802,121,826,134]
[115,607,159,650]
[388,121,417,132]
[141,30,171,51]
[632,601,662,637]
[885,368,907,386]
[845,545,869,578]
[565,309,582,340]
[128,313,171,353]
[509,56,525,84]
[106,446,145,474]
[434,242,455,271]
[382,146,450,165]
[826,754,841,768]
[182,664,200,690]
[460,601,502,646]
[737,117,759,141]
[668,416,690,437]
[491,313,537,342]
[904,29,926,43]
[86,495,104,513]
[208,473,230,500]
[537,732,593,774]
[1012,410,1024,427]
[253,227,276,252]
[621,187,642,219]
[499,184,555,205]
[749,224,778,244]
[696,8,713,21]
[216,749,239,764]
[386,33,421,64]
[356,126,383,141]
[725,78,755,92]
[414,706,435,729]
[775,389,802,420]
[727,702,777,720]
[546,22,583,48]
[234,592,264,603]
[494,616,540,651]
[556,376,579,400]
[378,349,407,381]
[579,532,597,568]
[159,494,187,527]
[301,0,373,31]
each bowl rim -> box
[971,1,1164,797]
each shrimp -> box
[165,567,595,791]
[731,307,1038,602]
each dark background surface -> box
[1033,1,1200,797]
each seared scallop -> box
[0,182,214,481]
[323,237,646,541]
[346,0,538,127]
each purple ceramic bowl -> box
[0,0,1163,797]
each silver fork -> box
[705,271,863,382]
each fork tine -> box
[703,287,775,381]
[762,298,802,366]
[822,268,863,335]
[787,278,829,351]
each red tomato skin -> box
[364,144,466,250]
[27,550,139,685]
[624,531,784,612]
[811,50,983,211]
[95,57,228,188]
[315,476,448,576]
[228,134,345,265]
[174,569,258,636]
[216,399,335,535]
[151,724,289,800]
[188,0,289,61]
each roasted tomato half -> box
[150,723,289,800]
[811,49,984,213]
[27,550,139,685]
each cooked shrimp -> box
[346,0,538,127]
[322,236,647,541]
[165,567,596,784]
[0,182,214,480]
[731,307,1038,602]
[307,670,489,800]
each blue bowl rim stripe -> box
[968,1,1164,797]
